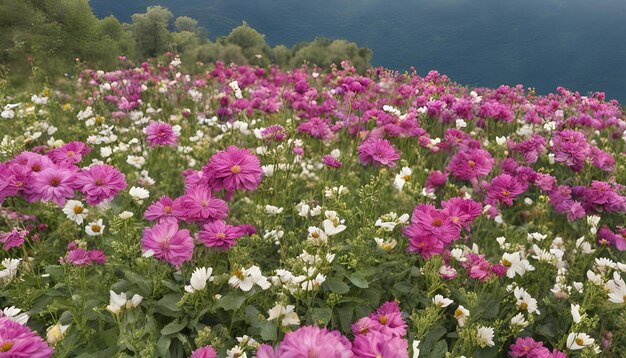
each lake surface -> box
[91,0,626,102]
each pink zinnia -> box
[551,130,591,172]
[0,317,54,357]
[487,174,526,206]
[0,228,27,250]
[26,166,75,206]
[406,204,460,244]
[46,141,91,165]
[11,151,54,174]
[203,146,263,192]
[63,248,92,266]
[322,155,342,168]
[352,330,409,358]
[190,345,218,358]
[73,164,127,205]
[144,121,178,148]
[0,163,19,203]
[358,137,401,168]
[141,221,194,268]
[198,220,243,250]
[447,148,494,181]
[177,185,228,222]
[277,326,352,358]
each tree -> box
[174,16,198,33]
[130,6,173,58]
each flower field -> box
[1,58,625,357]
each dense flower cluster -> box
[1,59,625,356]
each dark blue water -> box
[91,0,626,102]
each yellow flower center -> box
[66,151,75,157]
[432,218,443,227]
[216,232,226,239]
[468,160,476,168]
[454,308,463,317]
[0,341,13,352]
[73,205,84,214]
[519,302,528,311]
[501,190,511,197]
[233,269,245,279]
[403,175,411,181]
[163,206,172,214]
[91,225,101,233]
[501,259,512,267]
[50,177,61,187]
[230,165,241,174]
[379,315,388,325]
[575,337,584,346]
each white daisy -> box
[476,326,495,347]
[85,219,105,236]
[62,200,89,224]
[566,332,594,350]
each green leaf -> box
[215,294,246,311]
[336,303,354,332]
[429,340,448,358]
[157,294,183,317]
[161,318,188,335]
[259,320,278,341]
[348,273,369,288]
[325,277,350,294]
[124,271,152,296]
[310,306,332,325]
[156,335,171,356]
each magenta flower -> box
[141,221,194,268]
[198,220,243,250]
[0,228,27,250]
[322,155,342,168]
[425,170,448,191]
[144,196,183,222]
[63,248,92,266]
[74,164,127,205]
[144,122,178,148]
[358,137,401,168]
[0,163,19,203]
[447,148,494,181]
[0,317,54,357]
[368,301,407,338]
[177,185,228,222]
[46,141,91,165]
[551,130,591,172]
[441,197,482,230]
[487,174,526,206]
[10,151,54,174]
[277,326,353,358]
[405,204,461,245]
[297,117,332,140]
[352,317,378,336]
[190,345,217,358]
[352,330,409,358]
[26,166,75,206]
[261,125,286,142]
[509,337,565,357]
[203,146,263,192]
[256,344,278,358]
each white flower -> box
[566,332,594,350]
[476,326,495,347]
[229,266,271,292]
[100,146,113,158]
[455,119,467,129]
[514,287,540,315]
[119,211,134,220]
[310,205,322,216]
[265,205,284,215]
[374,237,397,252]
[267,303,300,327]
[1,306,29,324]
[62,200,89,224]
[501,252,535,278]
[107,290,127,314]
[571,303,582,324]
[432,295,453,308]
[0,258,21,281]
[126,294,143,308]
[85,219,105,236]
[510,313,528,327]
[394,167,412,191]
[607,271,626,304]
[495,136,507,145]
[226,346,247,358]
[185,267,213,293]
[129,186,150,203]
[454,305,470,327]
[307,227,328,245]
[126,155,145,168]
[412,340,420,358]
[301,270,326,291]
[46,323,70,344]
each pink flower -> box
[447,148,494,181]
[352,330,409,358]
[277,326,352,358]
[322,155,342,168]
[358,137,401,167]
[368,301,407,338]
[203,146,263,192]
[141,221,194,268]
[46,141,91,165]
[0,163,19,203]
[297,117,332,140]
[406,204,461,244]
[261,125,286,142]
[487,174,526,206]
[198,220,243,250]
[74,165,127,205]
[441,197,482,230]
[0,228,27,250]
[352,317,378,336]
[551,130,591,172]
[0,317,54,357]
[177,185,228,223]
[144,196,182,222]
[63,248,91,266]
[256,344,278,358]
[144,122,178,148]
[509,337,564,357]
[190,345,217,358]
[26,166,75,206]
